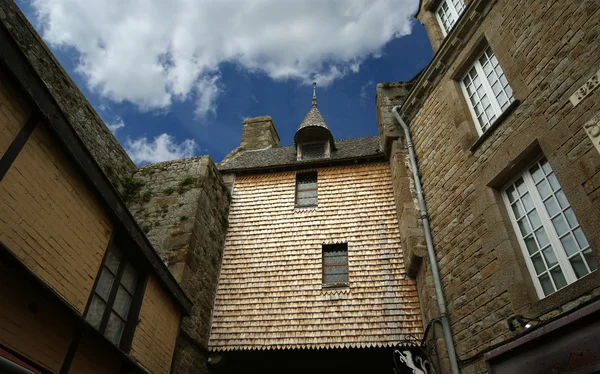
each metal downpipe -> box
[392,106,460,374]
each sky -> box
[16,0,432,165]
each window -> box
[322,243,348,287]
[85,244,143,348]
[301,143,325,160]
[435,0,465,36]
[461,46,514,135]
[296,172,318,207]
[503,157,597,298]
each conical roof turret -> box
[294,82,335,149]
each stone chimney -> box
[240,116,280,150]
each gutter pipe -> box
[392,106,460,374]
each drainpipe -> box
[392,106,460,374]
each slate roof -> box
[219,136,383,172]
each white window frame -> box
[460,46,515,136]
[502,157,596,299]
[435,0,465,37]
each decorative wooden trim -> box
[0,112,39,181]
[59,328,82,374]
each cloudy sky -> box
[17,0,432,164]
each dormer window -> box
[302,143,325,159]
[298,142,330,161]
[436,0,465,37]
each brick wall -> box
[131,275,181,374]
[0,120,112,314]
[378,0,600,372]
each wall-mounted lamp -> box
[507,315,542,334]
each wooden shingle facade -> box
[212,95,424,358]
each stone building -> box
[375,0,600,372]
[208,88,424,373]
[1,0,600,373]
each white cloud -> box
[30,0,417,116]
[125,133,197,164]
[360,80,375,98]
[106,118,125,134]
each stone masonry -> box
[128,156,231,374]
[378,0,600,372]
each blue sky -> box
[17,0,432,164]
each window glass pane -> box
[550,267,567,290]
[323,251,347,265]
[569,254,589,279]
[105,312,126,346]
[534,228,550,248]
[542,247,558,267]
[539,274,554,296]
[563,208,578,229]
[583,249,598,272]
[121,263,138,294]
[536,179,552,200]
[527,210,542,230]
[113,286,132,319]
[297,190,317,199]
[515,179,527,196]
[296,197,317,206]
[547,173,560,191]
[105,248,122,274]
[520,192,533,211]
[506,186,518,203]
[555,190,569,209]
[86,295,106,329]
[560,234,578,256]
[540,158,552,174]
[517,218,531,236]
[573,228,589,248]
[511,202,524,218]
[303,143,325,160]
[297,182,317,191]
[324,268,348,284]
[544,197,560,217]
[96,269,115,301]
[524,236,538,255]
[551,215,569,237]
[531,254,546,275]
[530,164,543,183]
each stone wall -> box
[127,156,231,374]
[377,1,600,372]
[222,116,280,164]
[0,2,136,193]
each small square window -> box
[502,157,597,299]
[435,0,465,36]
[322,243,348,287]
[296,172,317,207]
[460,46,514,135]
[85,244,144,350]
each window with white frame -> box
[435,0,465,36]
[503,157,597,298]
[461,46,514,135]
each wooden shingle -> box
[209,163,422,351]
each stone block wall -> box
[0,2,136,192]
[127,156,231,374]
[377,1,600,372]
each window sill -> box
[470,100,520,153]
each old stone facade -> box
[2,0,600,373]
[377,0,600,372]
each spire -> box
[294,81,335,149]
